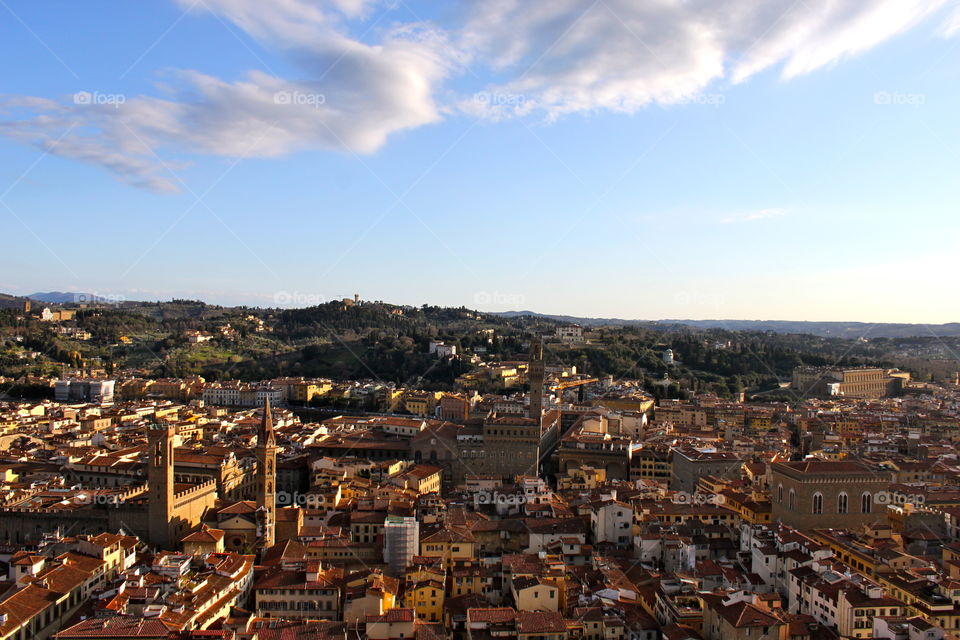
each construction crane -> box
[550,377,599,402]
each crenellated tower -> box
[148,422,175,550]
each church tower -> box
[528,336,544,425]
[148,423,175,550]
[256,397,277,547]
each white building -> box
[54,379,115,403]
[202,384,283,407]
[556,325,584,344]
[590,499,633,545]
[383,516,419,577]
[428,340,457,357]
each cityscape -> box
[2,2,960,640]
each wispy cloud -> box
[0,0,456,193]
[460,0,953,119]
[0,0,956,191]
[721,207,788,224]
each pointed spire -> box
[260,396,274,444]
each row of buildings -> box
[0,341,959,638]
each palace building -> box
[771,458,893,530]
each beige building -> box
[701,592,787,640]
[792,366,906,398]
[254,561,342,620]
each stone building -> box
[670,448,743,493]
[791,366,906,399]
[771,458,893,531]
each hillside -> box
[499,311,960,339]
[1,293,957,398]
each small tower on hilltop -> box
[256,397,277,548]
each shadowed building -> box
[771,458,893,530]
[556,410,632,480]
[148,423,217,549]
[670,448,743,493]
[791,366,906,398]
[482,414,545,479]
[528,337,544,424]
[148,423,176,549]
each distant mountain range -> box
[497,310,960,339]
[0,291,126,309]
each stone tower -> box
[148,423,175,550]
[528,336,544,425]
[256,397,277,547]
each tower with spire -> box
[255,397,277,548]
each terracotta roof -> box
[367,607,415,623]
[776,459,875,474]
[467,607,516,624]
[53,616,172,638]
[182,527,224,543]
[216,500,258,515]
[517,611,566,633]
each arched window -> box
[812,492,823,515]
[862,492,873,514]
[788,489,796,511]
[838,492,848,514]
[778,484,784,503]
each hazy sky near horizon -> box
[1,0,959,323]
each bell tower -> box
[528,336,544,425]
[256,397,277,547]
[148,423,175,549]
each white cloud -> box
[0,0,454,192]
[721,208,788,224]
[0,0,955,191]
[461,0,952,118]
[942,4,960,36]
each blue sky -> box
[1,0,959,322]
